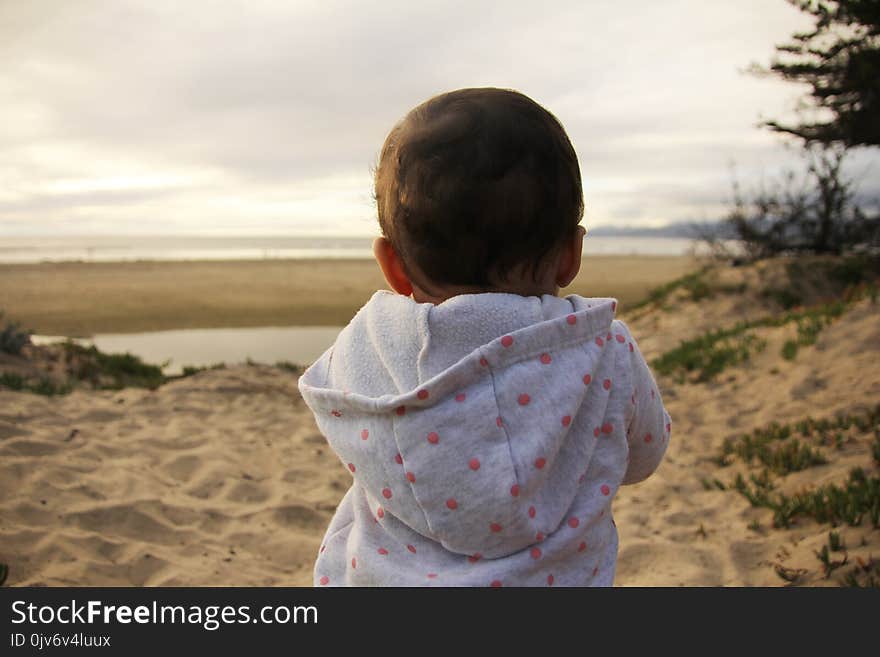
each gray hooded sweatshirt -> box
[298,290,670,587]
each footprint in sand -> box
[225,481,271,504]
[271,504,327,531]
[164,454,202,482]
[0,438,63,457]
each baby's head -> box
[373,87,586,303]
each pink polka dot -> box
[603,379,612,390]
[319,576,329,585]
[490,522,503,533]
[568,517,579,528]
[612,301,617,312]
[536,532,545,542]
[395,406,406,416]
[480,357,489,367]
[518,393,531,406]
[490,580,502,588]
[606,332,612,340]
[382,487,392,499]
[644,433,653,443]
[600,484,611,496]
[583,374,592,385]
[501,335,514,347]
[510,484,520,497]
[566,314,577,325]
[376,507,384,519]
[534,457,546,469]
[427,431,439,444]
[562,415,572,427]
[361,429,369,440]
[615,334,625,343]
[378,548,388,555]
[547,574,555,586]
[455,393,466,402]
[446,498,458,510]
[347,463,356,473]
[394,453,403,465]
[578,541,587,552]
[593,567,599,577]
[531,547,542,560]
[496,416,503,427]
[417,389,429,400]
[601,422,613,434]
[407,544,417,554]
[666,422,672,433]
[540,353,552,365]
[528,506,536,518]
[593,427,600,438]
[469,458,481,471]
[331,410,341,417]
[406,471,416,483]
[595,337,604,347]
[629,342,634,352]
[468,553,482,563]
[427,573,437,579]
[351,557,357,569]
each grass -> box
[629,270,713,311]
[653,329,765,383]
[653,297,854,381]
[718,421,828,475]
[0,311,32,355]
[712,409,880,586]
[62,342,166,390]
[0,372,72,396]
[734,465,880,530]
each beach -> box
[0,256,697,336]
[1,255,878,587]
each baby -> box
[298,88,670,586]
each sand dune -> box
[1,257,878,587]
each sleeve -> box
[615,320,671,485]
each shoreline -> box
[0,255,699,336]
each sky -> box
[1,0,877,237]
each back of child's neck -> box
[410,281,560,305]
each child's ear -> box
[555,225,585,288]
[373,237,414,296]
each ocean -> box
[0,234,710,264]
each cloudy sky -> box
[1,0,877,236]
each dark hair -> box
[374,87,584,288]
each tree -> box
[724,146,879,258]
[755,0,880,147]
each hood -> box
[299,290,632,559]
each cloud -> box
[1,0,876,235]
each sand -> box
[1,256,878,587]
[0,256,697,336]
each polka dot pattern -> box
[305,298,660,588]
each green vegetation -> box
[652,328,765,383]
[0,312,31,355]
[718,421,829,475]
[62,342,166,390]
[734,466,879,530]
[173,362,227,378]
[630,270,711,311]
[274,360,302,374]
[0,372,72,396]
[653,294,856,381]
[711,408,880,586]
